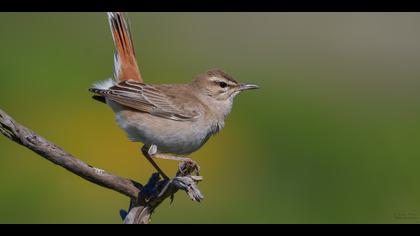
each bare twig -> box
[0,108,141,199]
[0,108,203,224]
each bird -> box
[89,12,258,179]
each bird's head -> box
[192,69,258,102]
[191,69,258,120]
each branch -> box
[0,108,203,224]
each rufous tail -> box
[107,12,143,82]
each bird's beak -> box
[237,83,259,91]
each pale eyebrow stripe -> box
[208,77,236,86]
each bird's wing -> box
[89,80,200,121]
[108,12,143,82]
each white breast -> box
[115,109,214,155]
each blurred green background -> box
[1,13,420,224]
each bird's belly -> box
[115,110,211,155]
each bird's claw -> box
[178,158,201,176]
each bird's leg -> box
[141,145,169,180]
[147,145,200,175]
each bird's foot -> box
[178,158,201,176]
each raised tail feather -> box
[107,12,143,82]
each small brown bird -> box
[89,12,258,179]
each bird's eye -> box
[218,81,228,88]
